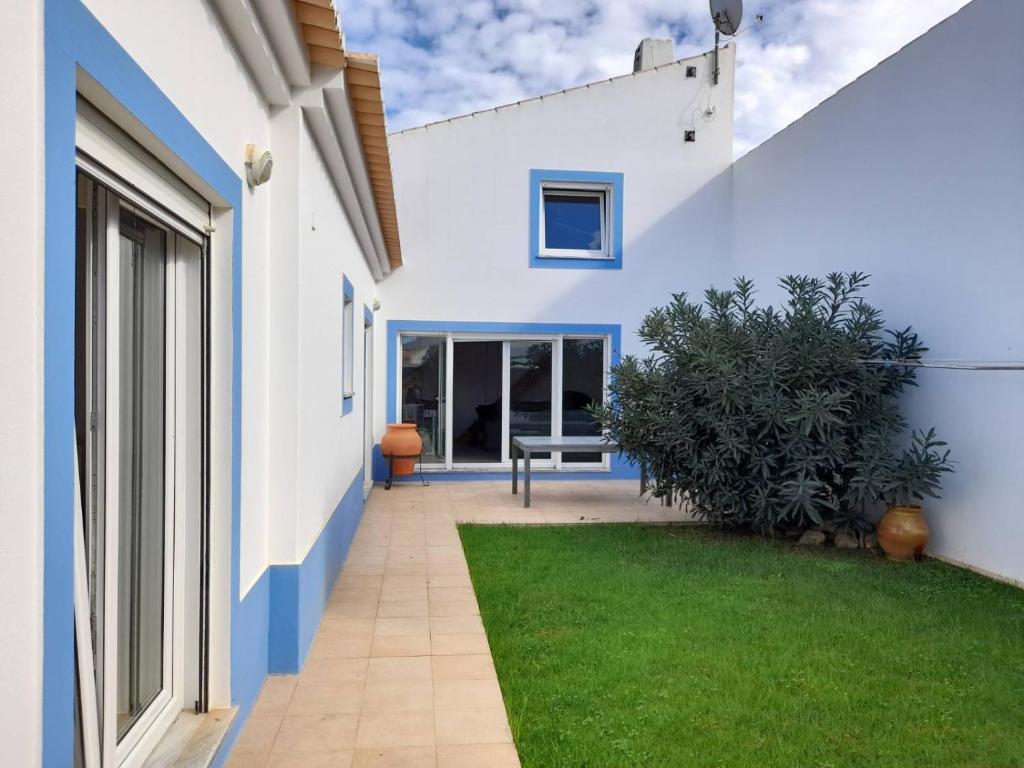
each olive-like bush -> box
[593,273,952,533]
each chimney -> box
[633,38,675,73]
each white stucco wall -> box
[380,47,737,438]
[731,0,1024,582]
[266,118,377,563]
[0,2,43,764]
[82,0,275,594]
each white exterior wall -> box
[731,0,1024,582]
[379,48,736,437]
[81,0,276,594]
[0,2,43,764]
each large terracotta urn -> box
[381,423,423,476]
[877,505,929,561]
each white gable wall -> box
[731,0,1024,582]
[380,47,737,438]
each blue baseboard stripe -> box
[213,469,366,765]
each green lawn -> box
[458,524,1024,768]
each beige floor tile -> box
[226,752,269,768]
[377,598,429,618]
[430,655,497,681]
[361,678,434,713]
[380,585,428,602]
[355,711,435,748]
[371,634,432,657]
[310,619,375,659]
[436,743,520,768]
[382,574,430,589]
[433,679,504,711]
[352,746,436,768]
[434,708,512,746]
[367,656,433,683]
[251,675,297,717]
[274,713,359,752]
[337,575,384,590]
[385,564,429,578]
[374,617,429,637]
[234,715,282,755]
[300,657,369,686]
[428,616,484,636]
[425,573,472,588]
[426,597,479,618]
[430,633,491,656]
[288,681,364,715]
[266,749,354,767]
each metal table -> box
[511,436,620,508]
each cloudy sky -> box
[343,0,970,157]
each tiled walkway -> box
[227,480,690,768]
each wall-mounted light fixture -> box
[245,144,274,187]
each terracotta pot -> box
[380,423,423,476]
[877,504,929,561]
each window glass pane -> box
[117,209,166,741]
[509,341,552,460]
[543,192,603,251]
[401,335,446,464]
[562,338,604,462]
[343,298,354,395]
[453,341,502,463]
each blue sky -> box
[343,0,970,157]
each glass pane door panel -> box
[509,341,553,459]
[401,335,446,464]
[452,342,502,463]
[562,339,605,462]
[116,210,167,741]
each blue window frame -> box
[529,169,624,270]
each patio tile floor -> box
[228,479,691,768]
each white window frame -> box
[75,101,208,767]
[538,181,612,261]
[397,332,611,473]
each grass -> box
[458,524,1024,768]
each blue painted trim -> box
[529,169,624,270]
[44,2,244,765]
[384,321,623,476]
[342,396,354,416]
[364,304,374,326]
[217,470,366,764]
[342,274,354,301]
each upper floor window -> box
[530,169,623,270]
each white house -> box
[3,1,403,765]
[2,0,1022,765]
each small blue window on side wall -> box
[342,276,354,415]
[530,169,623,270]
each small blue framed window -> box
[529,169,623,269]
[342,276,354,415]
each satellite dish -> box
[710,0,743,36]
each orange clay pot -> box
[380,423,423,476]
[877,504,930,561]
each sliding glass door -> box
[452,341,503,464]
[397,332,608,471]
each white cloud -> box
[343,0,971,156]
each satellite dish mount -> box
[710,0,743,85]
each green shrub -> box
[593,273,953,533]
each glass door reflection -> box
[400,335,446,464]
[508,341,553,460]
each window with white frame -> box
[342,277,355,411]
[539,181,612,259]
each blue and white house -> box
[3,0,1024,765]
